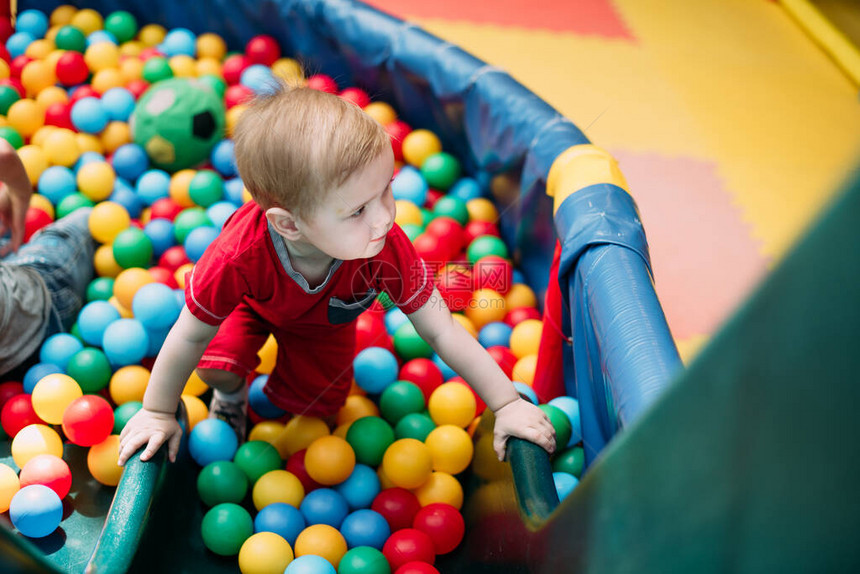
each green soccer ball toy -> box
[130,78,225,172]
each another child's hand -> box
[492,398,557,461]
[117,408,183,466]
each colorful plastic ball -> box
[103,10,137,43]
[411,472,463,509]
[285,554,336,574]
[371,488,421,533]
[411,503,464,555]
[391,166,428,207]
[131,282,181,331]
[183,224,219,263]
[352,347,399,394]
[31,373,82,425]
[22,363,62,395]
[111,143,149,181]
[102,318,149,367]
[299,487,349,528]
[245,34,281,66]
[140,56,172,84]
[1,394,43,438]
[107,365,148,406]
[538,404,573,450]
[6,32,36,60]
[70,97,108,134]
[547,396,582,446]
[254,502,305,547]
[426,382,476,429]
[508,318,543,359]
[87,434,124,486]
[161,27,196,57]
[346,417,395,468]
[341,509,391,550]
[9,484,63,538]
[135,169,171,205]
[513,382,538,406]
[294,524,347,569]
[383,528,435,571]
[12,424,63,468]
[65,348,113,394]
[0,126,23,151]
[339,546,390,574]
[0,463,20,513]
[286,449,323,494]
[238,531,294,574]
[22,206,52,242]
[420,152,460,191]
[393,413,435,442]
[207,200,238,229]
[187,169,223,207]
[197,460,248,507]
[87,201,130,245]
[201,502,254,556]
[18,453,71,500]
[381,439,432,490]
[304,435,356,487]
[16,10,49,39]
[113,401,142,434]
[99,87,135,122]
[398,359,443,402]
[38,333,83,371]
[35,166,72,207]
[234,440,283,485]
[143,218,176,258]
[273,416,330,459]
[245,376,284,420]
[112,227,153,269]
[189,418,239,467]
[113,267,155,309]
[553,471,579,501]
[61,394,114,447]
[395,562,440,574]
[335,464,381,510]
[424,425,473,475]
[401,130,441,169]
[210,139,236,177]
[379,381,425,426]
[552,445,584,479]
[477,322,512,350]
[472,255,512,295]
[0,85,20,116]
[253,470,305,511]
[173,207,212,244]
[504,306,541,327]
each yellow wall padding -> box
[546,144,629,215]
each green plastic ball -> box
[466,235,509,264]
[131,78,225,172]
[69,322,83,342]
[393,412,436,441]
[432,196,469,225]
[421,152,462,191]
[346,416,395,467]
[173,207,212,244]
[539,404,572,451]
[57,193,94,219]
[393,322,433,360]
[400,223,423,242]
[198,461,250,507]
[552,446,584,478]
[420,207,434,228]
[197,75,227,99]
[232,441,282,484]
[189,170,224,208]
[0,126,24,149]
[200,502,253,556]
[338,546,391,574]
[141,57,174,84]
[112,227,154,269]
[104,11,138,44]
[379,381,425,425]
[113,401,143,434]
[86,277,115,302]
[0,86,20,116]
[54,25,87,52]
[65,348,113,393]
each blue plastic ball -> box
[448,177,483,202]
[145,324,172,358]
[135,169,171,205]
[38,166,77,205]
[206,201,238,229]
[39,333,83,371]
[189,418,239,466]
[87,30,118,46]
[109,179,144,218]
[478,321,513,348]
[74,151,106,171]
[285,555,336,574]
[111,144,149,181]
[22,363,63,394]
[514,382,539,405]
[132,282,181,330]
[391,166,428,206]
[15,10,49,39]
[160,28,196,57]
[71,97,109,134]
[101,88,136,122]
[553,471,579,501]
[9,484,63,538]
[223,177,245,206]
[254,502,306,546]
[353,347,399,394]
[143,218,175,258]
[209,140,236,178]
[334,464,380,510]
[299,488,349,528]
[240,64,277,94]
[248,375,286,419]
[6,32,36,59]
[78,300,121,347]
[512,269,525,284]
[102,318,149,367]
[383,307,408,335]
[548,396,582,446]
[340,509,391,550]
[183,225,220,263]
[431,353,456,381]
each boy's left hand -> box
[492,397,557,461]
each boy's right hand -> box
[117,408,183,466]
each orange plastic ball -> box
[17,145,48,185]
[169,55,197,77]
[88,201,131,244]
[304,435,356,486]
[363,101,397,125]
[8,99,45,138]
[169,169,197,208]
[87,435,124,486]
[412,471,464,509]
[381,438,433,490]
[294,524,347,569]
[21,60,57,96]
[465,288,507,329]
[0,463,20,513]
[505,283,537,310]
[119,58,144,83]
[272,416,330,459]
[94,244,123,278]
[50,5,77,26]
[336,394,379,427]
[113,267,155,310]
[238,531,294,574]
[138,24,167,47]
[466,197,498,223]
[196,33,227,60]
[100,121,131,153]
[424,425,474,475]
[109,365,151,405]
[70,9,104,36]
[256,334,278,375]
[195,58,222,79]
[84,42,120,72]
[35,85,69,109]
[428,382,477,428]
[109,296,133,319]
[91,68,126,94]
[512,354,538,386]
[394,200,422,226]
[76,133,104,154]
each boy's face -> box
[297,149,396,261]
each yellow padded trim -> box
[546,144,629,214]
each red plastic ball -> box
[435,265,472,312]
[412,233,450,265]
[286,448,323,493]
[463,220,500,244]
[355,311,391,353]
[0,381,23,410]
[148,265,179,288]
[221,54,249,85]
[382,528,436,571]
[158,245,192,273]
[55,51,90,86]
[125,79,150,99]
[306,74,338,94]
[487,346,517,379]
[385,120,412,162]
[10,55,32,79]
[1,393,44,438]
[139,47,164,61]
[472,255,513,295]
[19,454,72,499]
[338,87,370,109]
[371,487,421,532]
[395,563,440,574]
[70,85,100,104]
[44,102,75,130]
[0,77,24,97]
[398,359,443,401]
[24,207,54,243]
[62,395,115,447]
[412,503,465,554]
[225,84,254,109]
[245,35,281,66]
[504,306,541,327]
[424,189,443,210]
[149,197,185,222]
[424,217,465,256]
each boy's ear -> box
[265,207,303,240]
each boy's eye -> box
[351,206,365,218]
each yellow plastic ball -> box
[180,394,208,432]
[21,60,57,96]
[195,57,223,79]
[44,25,61,45]
[44,51,67,75]
[252,470,304,511]
[183,370,209,397]
[509,319,543,359]
[76,133,104,154]
[91,68,125,94]
[109,296,134,319]
[249,421,285,445]
[271,58,303,83]
[424,424,474,475]
[363,101,397,125]
[451,313,478,338]
[113,267,155,310]
[16,145,49,186]
[35,85,68,109]
[242,186,253,204]
[401,129,442,168]
[110,365,151,405]
[381,438,433,490]
[506,283,537,310]
[238,532,294,574]
[226,104,246,137]
[138,24,167,47]
[119,41,145,58]
[88,435,124,486]
[304,435,356,486]
[7,99,45,138]
[331,422,352,440]
[70,9,104,36]
[256,334,278,375]
[84,41,120,72]
[412,471,464,509]
[43,128,80,167]
[272,416,330,459]
[335,394,379,427]
[169,54,197,77]
[428,382,477,428]
[11,424,64,468]
[174,263,194,289]
[77,161,116,201]
[394,199,423,227]
[30,194,55,218]
[94,244,123,278]
[50,5,78,26]
[31,373,82,424]
[0,59,9,80]
[377,465,396,490]
[0,463,20,513]
[169,169,197,208]
[465,288,507,329]
[25,39,55,61]
[293,525,347,570]
[30,125,57,148]
[119,56,145,83]
[100,121,131,153]
[196,33,227,61]
[512,354,538,387]
[466,197,498,223]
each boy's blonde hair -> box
[232,83,390,219]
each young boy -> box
[117,85,555,466]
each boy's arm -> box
[408,288,556,460]
[0,139,33,255]
[117,306,219,465]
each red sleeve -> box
[184,237,251,326]
[376,224,435,315]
